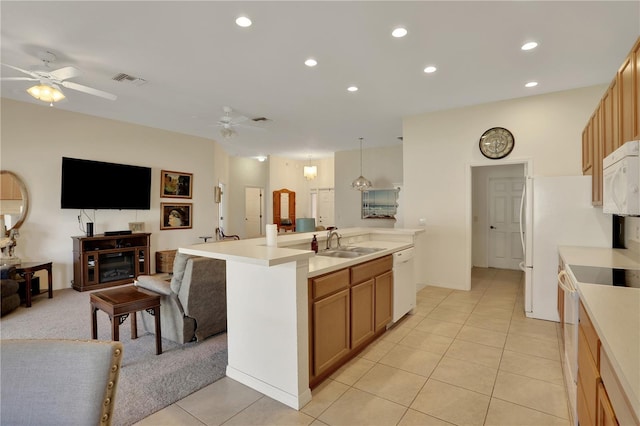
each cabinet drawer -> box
[579,301,600,365]
[578,325,600,425]
[311,268,350,300]
[351,255,392,284]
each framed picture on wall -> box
[161,170,192,198]
[160,203,192,230]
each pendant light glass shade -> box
[351,137,372,190]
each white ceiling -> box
[1,1,638,160]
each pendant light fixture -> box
[351,137,372,191]
[303,155,317,180]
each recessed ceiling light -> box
[305,58,318,67]
[236,16,252,27]
[525,81,538,88]
[391,27,408,38]
[347,86,358,92]
[521,41,538,51]
[256,156,267,162]
[423,66,437,73]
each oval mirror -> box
[0,171,29,233]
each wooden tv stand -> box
[71,233,151,292]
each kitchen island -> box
[180,227,423,409]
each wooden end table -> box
[90,285,162,355]
[15,261,53,308]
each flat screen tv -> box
[61,157,152,210]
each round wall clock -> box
[479,127,515,159]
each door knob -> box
[490,226,496,229]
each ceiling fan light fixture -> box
[351,137,372,191]
[220,127,236,139]
[27,84,65,103]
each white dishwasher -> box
[392,247,415,323]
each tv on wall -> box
[61,157,152,210]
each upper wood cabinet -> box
[582,126,593,174]
[582,37,640,205]
[619,53,634,145]
[635,39,640,140]
[601,80,619,158]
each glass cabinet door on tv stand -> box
[72,233,151,292]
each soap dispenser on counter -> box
[311,235,318,253]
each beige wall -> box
[403,85,609,290]
[334,144,403,228]
[268,155,335,229]
[1,98,229,289]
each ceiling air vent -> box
[112,73,147,86]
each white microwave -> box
[603,140,640,216]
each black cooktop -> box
[569,265,640,288]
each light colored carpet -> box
[0,288,228,426]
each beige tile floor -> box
[136,268,570,426]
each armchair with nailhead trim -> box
[0,339,123,426]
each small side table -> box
[14,262,53,308]
[90,285,162,355]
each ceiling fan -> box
[214,106,249,139]
[1,51,117,105]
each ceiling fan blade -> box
[231,115,250,124]
[60,81,117,100]
[1,63,38,78]
[49,66,80,81]
[0,77,38,81]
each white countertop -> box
[180,227,423,277]
[559,246,640,421]
[558,246,639,268]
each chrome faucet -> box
[326,229,341,250]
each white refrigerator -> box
[521,175,611,321]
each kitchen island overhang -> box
[180,227,424,409]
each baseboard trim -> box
[226,366,312,410]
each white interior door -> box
[245,187,263,238]
[316,189,334,229]
[488,177,524,270]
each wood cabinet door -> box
[351,279,375,349]
[619,54,634,145]
[578,326,600,425]
[592,106,603,206]
[374,271,393,332]
[312,289,350,377]
[602,81,618,158]
[582,126,593,174]
[596,382,617,426]
[634,38,640,141]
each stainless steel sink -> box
[316,246,384,258]
[340,246,384,254]
[316,250,363,259]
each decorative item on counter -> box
[266,224,278,247]
[311,235,318,253]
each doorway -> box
[488,177,525,269]
[311,188,334,229]
[471,163,527,270]
[244,187,264,238]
